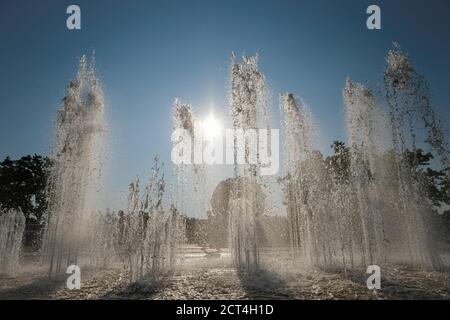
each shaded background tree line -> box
[327,141,450,242]
[1,143,449,250]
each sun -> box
[202,114,221,139]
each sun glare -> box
[202,114,221,139]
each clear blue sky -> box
[1,0,449,211]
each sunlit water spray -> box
[171,100,211,218]
[37,43,448,284]
[0,209,25,274]
[41,54,106,276]
[280,44,446,274]
[383,44,445,270]
[116,157,185,282]
[228,54,269,272]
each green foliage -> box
[327,141,449,210]
[326,141,351,183]
[0,154,51,248]
[403,149,450,208]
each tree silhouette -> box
[0,154,51,248]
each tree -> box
[403,148,450,209]
[0,155,51,248]
[403,148,450,240]
[326,141,351,183]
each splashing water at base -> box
[0,210,25,274]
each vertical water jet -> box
[41,54,106,276]
[229,54,268,272]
